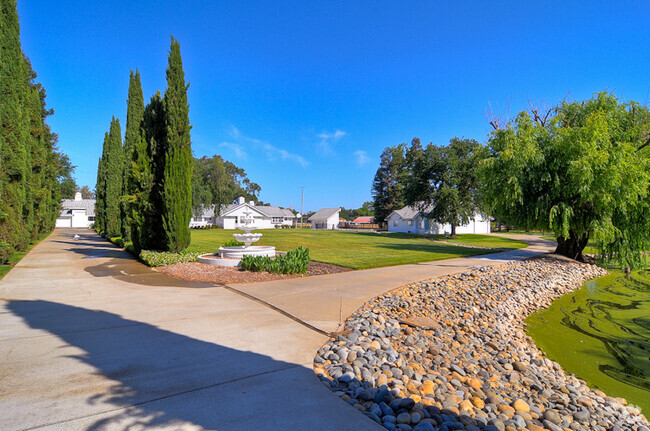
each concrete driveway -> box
[0,230,555,430]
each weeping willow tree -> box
[481,92,650,268]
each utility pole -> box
[300,187,304,228]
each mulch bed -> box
[158,260,351,284]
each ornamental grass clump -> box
[139,250,203,267]
[240,246,309,274]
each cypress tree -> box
[103,117,123,237]
[1,0,70,251]
[130,92,163,252]
[24,58,57,239]
[121,70,144,242]
[161,36,193,252]
[96,138,107,233]
[0,0,31,251]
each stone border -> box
[313,256,649,431]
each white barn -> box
[190,197,296,229]
[308,208,341,230]
[55,192,96,228]
[386,204,490,235]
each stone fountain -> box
[197,208,276,267]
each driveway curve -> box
[0,230,554,430]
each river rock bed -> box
[313,255,649,431]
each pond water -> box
[526,269,650,413]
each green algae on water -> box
[526,270,650,413]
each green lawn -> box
[188,229,528,269]
[0,232,50,281]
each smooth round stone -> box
[397,412,412,424]
[375,389,393,404]
[512,399,529,413]
[573,410,590,422]
[413,423,436,431]
[400,398,416,410]
[383,415,397,423]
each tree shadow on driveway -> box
[4,300,373,430]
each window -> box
[407,220,412,226]
[272,217,283,223]
[88,216,95,221]
[393,220,398,227]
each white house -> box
[386,204,490,235]
[190,197,296,229]
[55,192,96,228]
[308,208,341,230]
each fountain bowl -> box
[197,245,276,267]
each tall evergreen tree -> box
[96,140,107,233]
[0,0,31,251]
[130,92,164,252]
[103,117,124,237]
[1,0,71,253]
[121,70,144,242]
[161,37,192,252]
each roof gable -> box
[220,203,269,218]
[308,207,341,221]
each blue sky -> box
[17,1,650,212]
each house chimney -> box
[74,191,82,201]
[237,196,245,205]
[249,200,255,206]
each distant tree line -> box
[372,137,485,237]
[192,155,261,218]
[372,92,650,268]
[340,202,374,220]
[0,1,75,263]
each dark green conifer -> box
[96,138,108,233]
[130,92,164,252]
[103,117,123,237]
[161,37,193,252]
[121,70,144,242]
[0,0,31,251]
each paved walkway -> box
[0,230,555,430]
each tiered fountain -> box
[197,208,276,267]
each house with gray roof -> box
[190,197,296,229]
[55,192,96,228]
[386,203,490,235]
[308,207,341,230]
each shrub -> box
[0,242,14,265]
[240,246,309,274]
[139,250,203,267]
[222,239,244,247]
[124,241,136,256]
[109,236,124,248]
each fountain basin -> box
[218,245,276,259]
[197,245,276,267]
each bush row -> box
[139,250,203,267]
[240,246,310,274]
[101,232,203,267]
